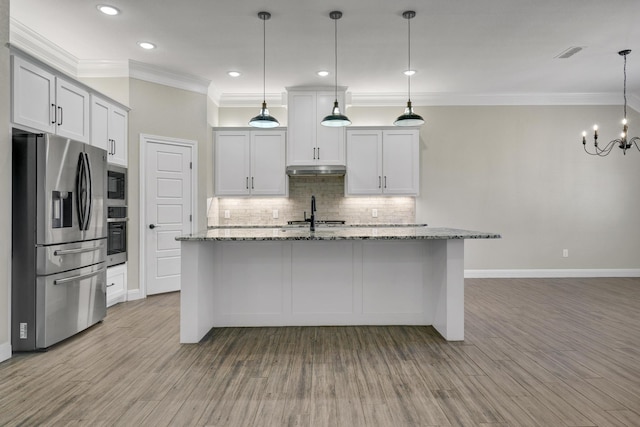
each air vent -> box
[555,46,585,59]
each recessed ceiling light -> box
[97,5,120,16]
[138,41,156,50]
[227,71,241,77]
[317,70,330,77]
[403,70,416,76]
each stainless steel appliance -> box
[12,130,108,351]
[107,164,127,206]
[107,206,128,266]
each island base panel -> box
[180,239,466,343]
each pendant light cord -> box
[334,15,338,102]
[262,15,266,104]
[407,13,411,103]
[623,52,627,119]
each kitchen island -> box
[176,226,500,343]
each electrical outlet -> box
[273,209,279,219]
[372,209,378,218]
[224,210,231,219]
[563,249,569,258]
[19,323,27,339]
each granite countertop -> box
[176,225,501,241]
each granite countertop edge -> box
[176,226,501,242]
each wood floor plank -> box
[1,279,639,426]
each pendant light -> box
[321,11,351,127]
[394,11,424,127]
[249,11,279,128]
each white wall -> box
[218,104,640,273]
[353,105,640,271]
[127,78,209,292]
[0,0,11,362]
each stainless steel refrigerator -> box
[12,131,108,351]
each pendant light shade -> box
[394,11,424,127]
[249,11,279,128]
[321,11,351,127]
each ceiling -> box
[9,0,640,107]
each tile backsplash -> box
[209,176,415,226]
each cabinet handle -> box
[51,104,56,124]
[251,177,254,189]
[246,177,249,189]
[384,176,387,189]
[317,147,320,160]
[58,106,63,126]
[378,176,381,189]
[107,282,116,288]
[112,139,116,155]
[313,148,316,160]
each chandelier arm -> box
[630,137,640,151]
[584,138,619,156]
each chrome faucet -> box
[309,195,317,232]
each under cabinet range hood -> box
[286,165,346,176]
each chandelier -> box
[582,49,639,156]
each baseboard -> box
[127,288,144,301]
[465,269,640,279]
[0,341,12,363]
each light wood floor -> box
[1,277,639,426]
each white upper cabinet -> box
[250,130,287,196]
[91,95,128,166]
[214,130,287,197]
[55,78,91,142]
[12,56,90,143]
[346,128,419,196]
[287,89,345,166]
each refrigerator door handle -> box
[53,267,104,286]
[84,153,93,230]
[76,153,93,231]
[54,244,105,256]
[76,153,86,230]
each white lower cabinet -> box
[106,263,127,307]
[346,128,419,195]
[214,129,287,196]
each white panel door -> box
[346,130,383,195]
[146,141,193,295]
[251,130,287,196]
[56,77,90,143]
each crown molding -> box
[218,92,287,108]
[77,60,130,78]
[10,19,210,94]
[628,94,640,114]
[9,18,78,77]
[10,18,640,109]
[350,92,629,107]
[129,60,211,95]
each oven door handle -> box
[107,218,129,223]
[54,268,105,285]
[54,244,105,256]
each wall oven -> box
[107,206,127,267]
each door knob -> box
[149,224,157,229]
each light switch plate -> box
[273,209,279,219]
[224,210,231,219]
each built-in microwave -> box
[107,164,127,206]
